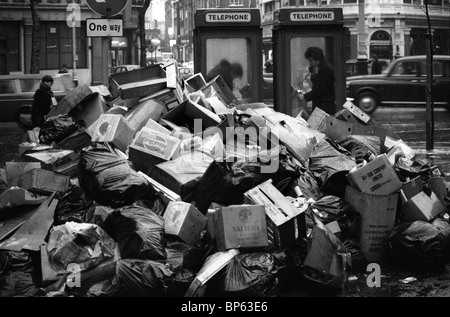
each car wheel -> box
[356,93,378,114]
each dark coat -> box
[304,61,336,115]
[371,60,382,75]
[32,83,53,127]
[206,60,234,90]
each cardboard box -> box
[48,84,96,117]
[401,176,423,199]
[342,100,371,124]
[146,152,214,197]
[307,106,329,133]
[6,162,41,187]
[212,204,268,251]
[128,127,181,172]
[347,154,403,195]
[18,142,38,157]
[185,249,240,297]
[200,75,240,106]
[345,185,398,263]
[125,99,166,132]
[400,190,445,223]
[184,73,207,93]
[91,114,136,153]
[18,169,70,195]
[326,116,388,147]
[70,93,108,129]
[429,177,448,205]
[160,100,228,140]
[244,179,307,249]
[142,88,179,111]
[109,64,167,100]
[164,201,208,245]
[0,187,48,210]
[137,171,181,204]
[25,150,79,174]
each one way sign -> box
[86,18,123,37]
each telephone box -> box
[272,8,347,117]
[194,8,263,103]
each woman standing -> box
[32,75,56,128]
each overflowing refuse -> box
[0,62,449,297]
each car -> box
[178,66,194,80]
[0,73,75,123]
[346,55,450,114]
[345,59,389,78]
[111,64,140,74]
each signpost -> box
[86,19,123,37]
[85,0,129,86]
[86,0,129,18]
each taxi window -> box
[0,80,16,94]
[392,61,419,76]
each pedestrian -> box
[264,51,273,73]
[297,47,336,115]
[58,64,69,74]
[32,75,57,128]
[206,59,243,91]
[370,54,382,75]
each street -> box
[371,106,450,180]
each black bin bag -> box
[78,143,157,208]
[39,114,81,144]
[103,204,167,262]
[388,219,450,269]
[115,259,174,297]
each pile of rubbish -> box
[0,62,449,297]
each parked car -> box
[345,59,389,78]
[0,74,75,123]
[346,55,450,114]
[111,64,140,74]
[178,66,194,80]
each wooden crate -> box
[244,179,306,249]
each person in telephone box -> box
[297,47,336,115]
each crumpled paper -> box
[46,222,116,272]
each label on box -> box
[131,127,181,160]
[347,154,402,195]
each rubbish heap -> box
[0,62,449,297]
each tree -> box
[139,0,152,67]
[30,0,40,74]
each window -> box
[229,0,244,6]
[392,61,419,76]
[0,80,15,94]
[39,22,87,70]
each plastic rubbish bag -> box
[115,259,174,297]
[39,115,81,144]
[46,222,116,272]
[103,204,166,261]
[78,143,157,208]
[308,138,357,198]
[53,185,94,226]
[337,134,381,164]
[207,252,283,297]
[388,219,450,269]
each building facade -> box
[0,0,146,85]
[258,0,450,66]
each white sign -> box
[206,12,251,23]
[86,19,123,37]
[290,11,335,22]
